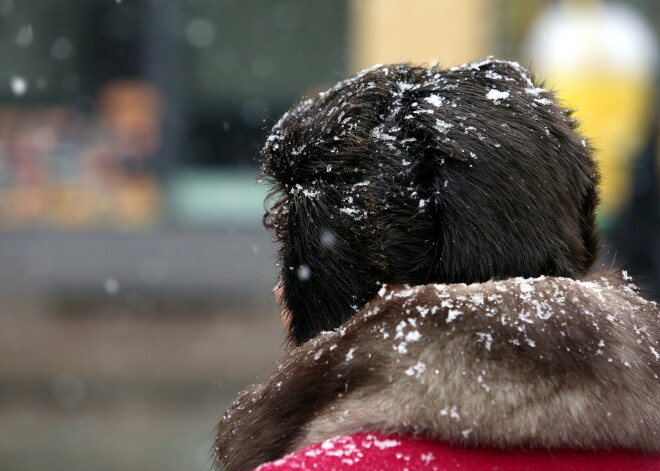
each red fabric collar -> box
[255,431,660,471]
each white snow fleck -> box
[394,321,408,339]
[446,309,463,323]
[440,299,453,308]
[339,207,360,216]
[524,87,547,96]
[650,347,659,360]
[486,89,510,103]
[420,452,435,464]
[371,124,397,141]
[303,448,323,458]
[346,347,357,361]
[290,183,320,198]
[477,373,491,392]
[378,284,387,297]
[415,305,429,317]
[462,428,473,438]
[405,330,421,342]
[440,405,460,420]
[321,440,335,450]
[476,332,493,351]
[405,361,426,377]
[485,70,503,80]
[535,98,553,106]
[434,119,453,133]
[424,95,445,107]
[302,188,320,197]
[397,81,416,92]
[371,438,401,450]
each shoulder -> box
[291,272,660,451]
[215,272,660,471]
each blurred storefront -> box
[2,0,659,234]
[0,0,350,231]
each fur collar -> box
[215,271,660,471]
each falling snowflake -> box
[10,76,27,96]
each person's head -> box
[262,58,599,347]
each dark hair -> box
[262,58,599,346]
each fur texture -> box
[261,58,599,346]
[215,271,660,471]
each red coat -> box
[255,432,660,471]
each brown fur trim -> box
[215,271,660,471]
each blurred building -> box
[1,0,659,233]
[0,0,351,231]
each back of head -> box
[262,58,600,346]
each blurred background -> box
[1,0,659,469]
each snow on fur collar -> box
[215,271,660,471]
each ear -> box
[280,189,378,345]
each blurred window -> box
[0,0,348,229]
